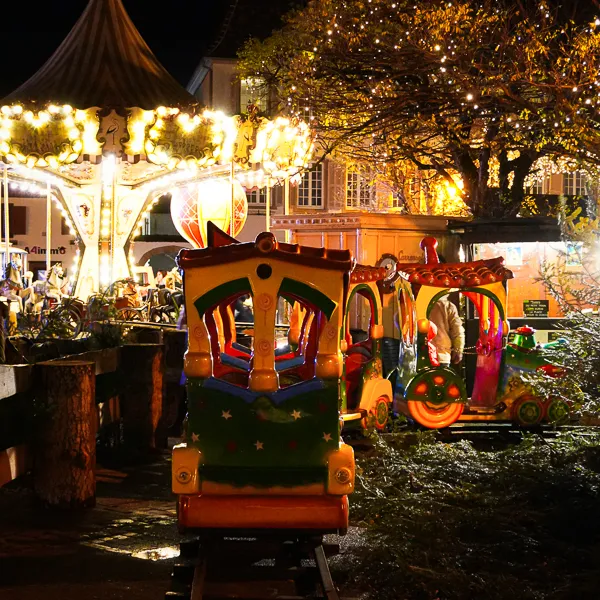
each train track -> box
[166,534,355,600]
[344,422,596,451]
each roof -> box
[396,258,514,288]
[3,0,195,110]
[447,217,561,244]
[178,223,354,272]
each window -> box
[246,188,267,205]
[240,77,268,113]
[565,242,583,268]
[563,172,586,196]
[529,177,549,195]
[346,170,376,209]
[61,217,71,235]
[1,204,27,236]
[298,164,323,208]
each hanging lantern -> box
[170,178,248,248]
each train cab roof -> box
[178,222,354,273]
[396,257,514,288]
[395,236,513,289]
[350,263,387,284]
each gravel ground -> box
[0,450,365,600]
[0,452,179,600]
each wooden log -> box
[33,360,96,508]
[119,344,165,452]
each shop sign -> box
[523,300,549,318]
[24,246,67,255]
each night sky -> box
[0,0,302,97]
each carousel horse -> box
[22,279,46,316]
[45,263,68,302]
[0,262,24,311]
[0,263,24,333]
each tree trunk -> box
[119,344,165,452]
[509,153,537,216]
[33,360,96,508]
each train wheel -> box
[407,400,463,429]
[361,396,390,431]
[404,368,466,429]
[372,396,390,431]
[545,398,570,424]
[513,395,543,427]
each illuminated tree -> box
[239,0,600,217]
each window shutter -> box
[1,204,27,237]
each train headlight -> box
[176,468,192,484]
[335,467,352,485]
[172,444,202,494]
[327,443,355,495]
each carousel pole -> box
[46,182,52,276]
[283,177,290,242]
[231,160,235,236]
[3,166,8,272]
[265,178,271,233]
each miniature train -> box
[172,225,567,534]
[173,224,359,534]
[384,236,568,429]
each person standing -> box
[429,295,465,368]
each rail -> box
[167,535,356,600]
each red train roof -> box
[396,257,513,288]
[350,264,387,284]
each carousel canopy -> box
[2,0,194,110]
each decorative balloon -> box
[170,179,248,248]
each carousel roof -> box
[2,0,194,110]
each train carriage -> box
[388,237,571,428]
[339,265,394,431]
[172,223,356,534]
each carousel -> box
[0,0,313,300]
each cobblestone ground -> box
[0,450,180,600]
